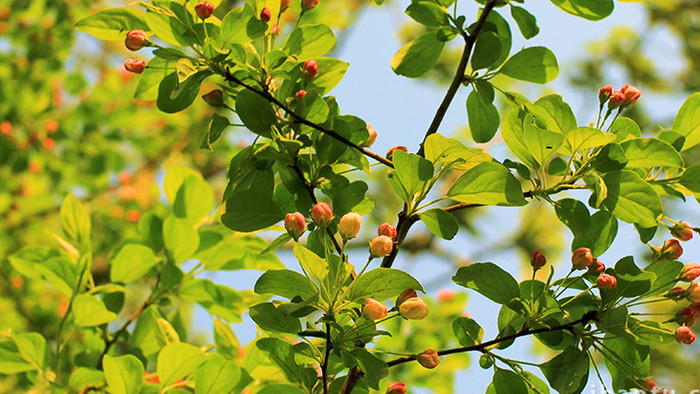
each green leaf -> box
[467,89,500,143]
[447,162,527,206]
[221,6,256,48]
[74,7,149,41]
[602,337,649,392]
[391,32,445,78]
[179,279,245,323]
[645,260,683,296]
[521,114,565,168]
[674,92,700,150]
[510,6,539,39]
[68,367,105,392]
[283,24,336,60]
[572,210,617,256]
[256,338,301,383]
[13,333,48,369]
[610,117,641,142]
[201,113,231,150]
[492,368,528,394]
[143,10,192,48]
[307,58,349,95]
[157,71,210,114]
[602,170,663,228]
[103,355,143,394]
[235,89,278,137]
[249,303,302,333]
[156,343,206,388]
[420,208,459,240]
[548,0,613,21]
[680,164,700,193]
[60,194,91,246]
[221,190,284,232]
[134,57,176,101]
[173,175,214,225]
[351,349,388,390]
[471,31,502,71]
[540,347,589,394]
[406,1,450,28]
[563,127,616,155]
[73,294,118,327]
[453,263,520,305]
[0,344,35,374]
[452,316,484,347]
[349,268,423,302]
[295,91,329,124]
[213,318,240,359]
[254,269,317,299]
[110,244,157,283]
[392,150,434,198]
[163,166,204,205]
[195,354,241,394]
[619,138,684,168]
[163,216,199,263]
[554,198,590,238]
[423,133,491,168]
[293,243,329,283]
[627,318,675,346]
[500,47,559,84]
[535,94,577,134]
[480,11,512,70]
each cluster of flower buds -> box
[675,325,696,345]
[599,84,641,109]
[652,239,683,261]
[572,247,594,270]
[529,249,546,270]
[396,289,429,320]
[670,221,694,242]
[303,59,318,80]
[195,1,215,19]
[597,273,617,289]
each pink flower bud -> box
[124,58,145,74]
[417,349,440,369]
[311,202,333,226]
[201,89,224,107]
[675,325,696,345]
[338,212,362,239]
[671,221,694,242]
[668,286,687,300]
[639,378,657,392]
[195,1,215,19]
[688,283,700,302]
[378,223,397,241]
[588,259,605,274]
[608,90,626,109]
[363,124,377,147]
[285,212,306,239]
[399,297,429,320]
[597,273,617,289]
[301,0,319,11]
[386,145,407,160]
[294,90,307,103]
[662,239,683,260]
[572,247,594,270]
[681,263,700,282]
[598,84,613,104]
[125,29,148,51]
[280,0,291,11]
[676,306,696,326]
[271,24,281,36]
[303,59,318,80]
[386,382,407,394]
[370,235,393,257]
[362,298,388,320]
[260,7,271,22]
[437,288,455,301]
[620,84,641,106]
[396,289,417,307]
[43,137,55,150]
[530,249,546,270]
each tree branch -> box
[222,70,394,168]
[96,301,149,368]
[321,323,332,394]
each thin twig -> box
[96,301,148,368]
[321,323,332,394]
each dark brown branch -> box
[222,70,394,168]
[321,323,332,394]
[96,301,149,368]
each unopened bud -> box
[598,84,613,104]
[195,1,215,19]
[668,286,687,300]
[363,298,388,320]
[260,7,271,22]
[311,202,333,226]
[301,0,319,11]
[608,90,626,109]
[530,249,546,270]
[201,89,224,107]
[597,273,617,289]
[681,263,700,282]
[285,212,306,239]
[125,29,148,51]
[378,223,397,241]
[303,59,318,79]
[417,349,440,369]
[386,145,407,160]
[671,221,694,242]
[42,137,55,150]
[386,382,407,394]
[280,0,291,11]
[688,283,700,302]
[271,24,281,36]
[620,84,641,106]
[338,212,362,240]
[676,306,696,326]
[572,247,594,270]
[675,325,696,345]
[295,90,307,103]
[124,58,146,74]
[639,378,657,392]
[370,235,393,257]
[399,297,429,320]
[396,289,417,307]
[0,121,11,135]
[363,124,377,147]
[661,239,683,260]
[126,209,141,223]
[588,259,605,274]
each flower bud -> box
[271,24,281,36]
[681,263,700,282]
[362,298,388,320]
[118,171,133,185]
[620,84,641,106]
[311,202,333,226]
[295,90,307,103]
[195,1,215,19]
[675,325,696,345]
[124,58,146,74]
[639,378,657,392]
[370,235,393,257]
[126,209,141,223]
[303,59,318,79]
[386,145,407,160]
[378,223,397,241]
[301,0,319,11]
[692,302,700,314]
[125,29,148,51]
[608,90,626,109]
[338,212,362,239]
[572,247,594,270]
[676,306,696,326]
[43,137,55,150]
[285,212,306,239]
[688,283,700,302]
[437,288,455,301]
[386,382,407,394]
[529,249,546,270]
[396,289,417,307]
[0,121,11,135]
[598,84,613,104]
[417,349,440,369]
[668,286,687,300]
[260,7,271,22]
[280,0,291,12]
[201,89,224,107]
[588,259,605,274]
[597,273,617,289]
[363,124,377,147]
[399,297,429,320]
[662,239,683,260]
[671,221,694,242]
